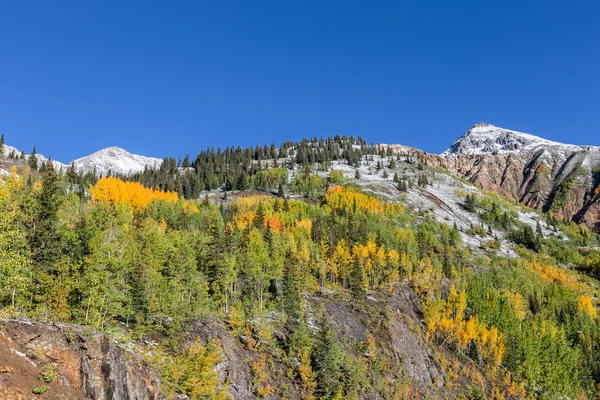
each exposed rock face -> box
[0,320,161,400]
[431,124,600,232]
[188,318,257,400]
[433,152,600,231]
[186,283,447,399]
[322,285,444,389]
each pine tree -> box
[28,146,38,170]
[238,172,250,191]
[418,174,429,187]
[66,162,78,184]
[283,259,302,320]
[288,314,316,398]
[355,169,360,179]
[182,155,191,168]
[277,182,285,198]
[464,194,476,212]
[397,179,407,192]
[382,170,388,179]
[0,133,4,157]
[29,162,61,272]
[314,312,342,398]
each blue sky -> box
[0,1,599,162]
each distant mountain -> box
[442,122,598,156]
[436,123,600,231]
[2,144,161,176]
[72,146,163,176]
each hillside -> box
[1,132,599,399]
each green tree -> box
[463,193,476,212]
[0,173,32,309]
[28,146,38,170]
[245,228,271,312]
[314,312,342,399]
[29,163,62,271]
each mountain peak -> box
[73,146,163,176]
[471,122,495,129]
[441,124,570,156]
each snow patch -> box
[12,349,37,367]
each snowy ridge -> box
[2,144,67,171]
[72,146,163,176]
[441,122,596,156]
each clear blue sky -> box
[1,1,599,162]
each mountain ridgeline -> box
[4,124,599,232]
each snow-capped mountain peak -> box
[441,123,570,156]
[73,146,163,176]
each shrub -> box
[32,385,49,395]
[39,363,58,383]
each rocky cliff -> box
[0,283,456,399]
[183,284,453,399]
[431,123,600,232]
[0,320,161,400]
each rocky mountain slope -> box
[0,320,161,399]
[0,284,474,399]
[435,123,600,231]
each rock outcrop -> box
[0,320,161,400]
[184,283,447,399]
[430,123,600,232]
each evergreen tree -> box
[0,133,4,157]
[354,169,361,180]
[277,182,285,198]
[238,172,250,191]
[28,162,61,272]
[182,155,191,169]
[397,179,407,192]
[283,259,302,320]
[313,312,342,399]
[28,146,38,170]
[66,162,78,184]
[464,194,476,212]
